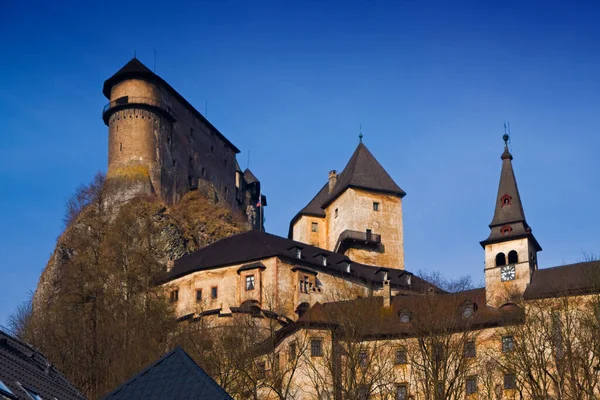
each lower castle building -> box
[162,135,600,399]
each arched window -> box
[496,253,506,267]
[508,250,518,264]
[399,309,411,324]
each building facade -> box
[162,134,599,399]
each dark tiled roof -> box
[481,144,541,250]
[102,347,232,400]
[103,58,240,153]
[294,288,523,339]
[291,143,406,227]
[0,329,85,400]
[524,260,600,300]
[243,168,259,185]
[165,230,437,293]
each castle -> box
[102,59,600,399]
[102,58,265,229]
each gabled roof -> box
[481,139,541,250]
[524,260,600,300]
[102,347,232,400]
[102,58,240,153]
[291,142,406,226]
[0,329,85,400]
[164,230,437,293]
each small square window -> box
[311,222,318,232]
[311,339,323,357]
[504,373,516,389]
[502,336,514,353]
[195,289,202,302]
[246,275,255,291]
[395,348,407,365]
[396,384,408,400]
[170,289,179,303]
[464,341,476,358]
[211,287,218,299]
[373,202,380,211]
[358,351,368,368]
[466,375,478,394]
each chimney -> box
[166,259,175,272]
[328,170,337,193]
[383,278,391,308]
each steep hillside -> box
[26,178,249,399]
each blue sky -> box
[1,0,599,326]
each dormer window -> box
[322,255,327,266]
[461,301,476,319]
[500,225,513,236]
[399,310,411,324]
[500,193,512,207]
[296,248,302,259]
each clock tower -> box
[481,133,542,308]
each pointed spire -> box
[480,133,541,250]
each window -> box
[289,342,297,361]
[359,351,368,368]
[496,252,506,267]
[399,311,411,324]
[311,222,318,232]
[508,250,519,264]
[395,348,407,365]
[211,286,218,299]
[295,248,302,259]
[246,275,255,291]
[464,341,476,358]
[119,142,123,151]
[321,255,327,266]
[195,289,202,302]
[463,304,474,319]
[357,385,369,400]
[433,344,444,362]
[311,339,323,357]
[466,375,478,394]
[335,208,338,218]
[373,202,380,211]
[257,362,266,380]
[502,336,514,353]
[503,373,516,389]
[396,384,408,400]
[170,289,179,303]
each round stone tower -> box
[102,58,175,199]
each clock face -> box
[501,265,516,282]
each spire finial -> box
[133,49,137,59]
[359,124,363,143]
[501,123,513,160]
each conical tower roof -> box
[290,142,405,226]
[102,57,156,98]
[481,135,541,250]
